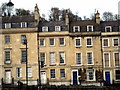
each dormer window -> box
[87,25,93,32]
[21,22,27,28]
[42,26,48,32]
[5,23,11,29]
[55,26,61,31]
[105,26,112,32]
[73,26,80,32]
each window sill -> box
[50,64,56,66]
[59,64,66,66]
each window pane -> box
[76,53,81,65]
[50,52,55,65]
[87,38,92,46]
[87,52,93,64]
[50,38,54,46]
[114,53,120,66]
[113,39,119,46]
[40,39,44,46]
[59,38,64,45]
[21,50,26,63]
[21,35,26,44]
[5,51,10,64]
[103,39,108,47]
[50,69,55,78]
[60,52,65,64]
[60,69,65,78]
[5,36,10,44]
[27,67,32,77]
[116,70,120,80]
[87,69,94,80]
[104,53,109,67]
[76,39,81,46]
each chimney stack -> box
[95,10,100,24]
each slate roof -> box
[2,15,35,28]
[38,21,68,32]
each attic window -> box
[21,22,27,28]
[42,26,48,32]
[73,26,80,32]
[105,26,112,32]
[55,26,61,31]
[5,23,11,29]
[87,25,93,32]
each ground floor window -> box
[115,70,120,80]
[86,69,95,81]
[50,69,55,79]
[60,69,65,78]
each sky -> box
[0,0,120,19]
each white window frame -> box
[73,26,80,32]
[113,52,120,67]
[87,25,93,32]
[40,52,46,65]
[16,67,22,78]
[21,22,27,28]
[59,52,65,65]
[27,67,32,77]
[59,38,65,46]
[55,26,61,31]
[115,69,120,81]
[40,39,45,47]
[42,26,48,32]
[60,69,65,78]
[105,26,112,32]
[86,38,93,46]
[102,38,109,47]
[86,69,95,81]
[75,38,81,47]
[4,51,11,64]
[86,52,94,65]
[49,38,55,46]
[76,52,82,65]
[50,69,55,79]
[112,38,119,47]
[5,23,11,29]
[50,52,55,65]
[103,52,110,67]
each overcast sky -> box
[0,0,120,19]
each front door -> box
[41,71,47,84]
[105,72,111,85]
[73,71,78,85]
[5,70,11,84]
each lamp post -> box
[23,38,28,86]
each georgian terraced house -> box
[0,5,120,86]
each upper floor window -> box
[5,23,11,29]
[75,38,81,47]
[21,50,26,63]
[76,53,82,65]
[115,70,120,80]
[21,22,27,28]
[104,52,110,67]
[73,26,80,32]
[86,38,92,46]
[87,25,93,32]
[86,69,95,81]
[50,69,55,79]
[40,52,46,67]
[87,52,93,65]
[105,26,112,32]
[16,67,22,78]
[21,35,27,44]
[60,69,65,78]
[49,38,55,46]
[4,51,11,64]
[55,26,61,31]
[59,38,65,46]
[40,39,45,46]
[59,52,65,64]
[102,38,109,47]
[113,38,119,46]
[5,35,10,44]
[114,52,120,67]
[42,26,48,32]
[50,52,55,65]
